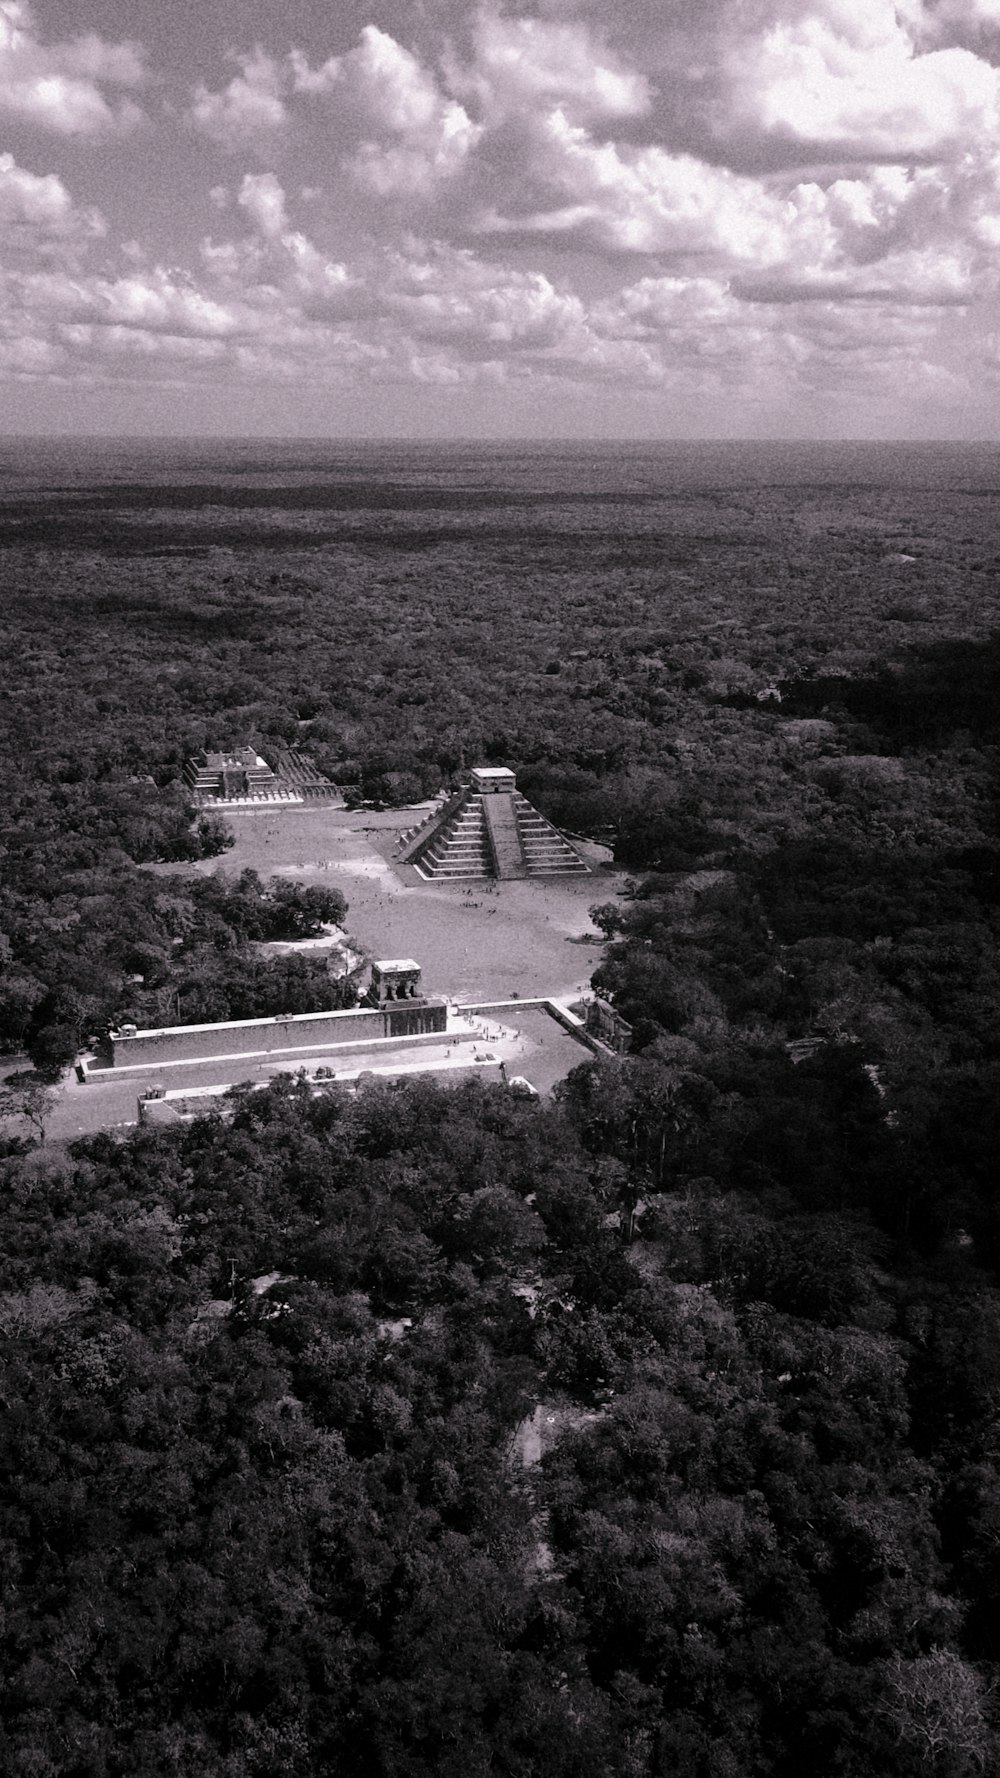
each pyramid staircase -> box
[397,768,589,881]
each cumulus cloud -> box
[0,263,243,391]
[379,242,587,352]
[0,182,989,413]
[203,176,355,317]
[292,26,481,195]
[190,47,287,153]
[458,11,650,124]
[0,152,100,234]
[0,0,146,135]
[281,234,357,316]
[0,328,64,375]
[57,321,229,364]
[722,8,1000,157]
[21,266,243,339]
[475,116,792,257]
[0,151,106,284]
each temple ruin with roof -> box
[183,747,340,808]
[397,766,590,880]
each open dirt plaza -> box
[153,803,624,1005]
[30,805,627,1141]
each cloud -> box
[543,1,1000,169]
[206,176,355,315]
[291,24,454,132]
[21,266,243,340]
[57,321,229,364]
[722,8,1000,157]
[914,0,1000,39]
[583,261,968,413]
[0,151,106,280]
[458,11,650,124]
[381,242,587,351]
[0,0,146,136]
[0,259,237,390]
[237,171,288,239]
[0,152,100,234]
[1,188,990,414]
[0,327,64,375]
[449,28,1000,313]
[292,26,481,196]
[190,47,287,153]
[475,114,795,257]
[281,234,357,316]
[176,205,664,387]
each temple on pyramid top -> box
[470,767,517,793]
[397,766,590,881]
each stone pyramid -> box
[397,767,590,881]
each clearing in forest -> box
[151,803,624,1006]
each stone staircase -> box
[513,793,590,875]
[397,770,589,880]
[199,786,304,808]
[483,792,528,878]
[416,797,493,878]
[397,789,468,866]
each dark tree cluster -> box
[0,862,353,1071]
[1,1066,999,1776]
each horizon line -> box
[2,432,999,447]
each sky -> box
[3,0,1000,437]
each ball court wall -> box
[111,1008,387,1067]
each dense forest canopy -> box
[1,440,999,1774]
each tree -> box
[0,1072,56,1144]
[879,1648,998,1773]
[0,969,46,1047]
[589,903,623,942]
[25,1023,78,1075]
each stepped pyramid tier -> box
[184,748,280,802]
[397,766,590,881]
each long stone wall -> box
[109,999,449,1070]
[110,1007,386,1068]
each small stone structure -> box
[366,959,424,1004]
[585,998,633,1054]
[471,767,517,795]
[364,960,444,1038]
[397,765,589,880]
[137,1087,184,1125]
[365,959,448,1038]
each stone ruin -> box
[396,765,590,881]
